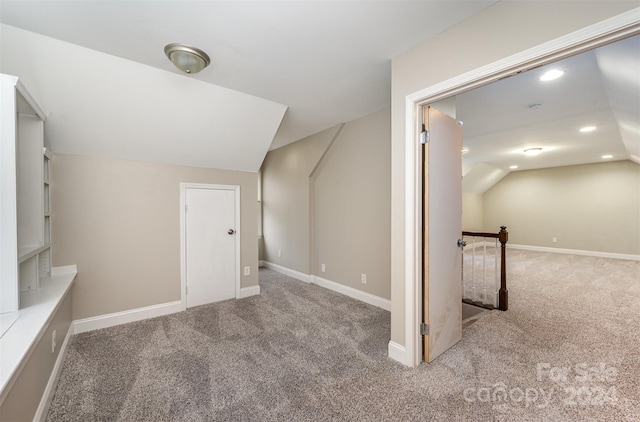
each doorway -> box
[180,183,240,309]
[406,13,639,367]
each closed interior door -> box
[185,187,236,308]
[423,106,463,362]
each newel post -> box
[498,226,509,311]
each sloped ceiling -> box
[0,0,496,172]
[456,33,640,193]
[1,24,287,172]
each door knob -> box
[457,239,467,247]
[228,229,235,235]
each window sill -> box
[0,265,77,403]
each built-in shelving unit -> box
[0,73,78,411]
[1,74,51,312]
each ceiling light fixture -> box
[461,147,469,154]
[580,126,597,133]
[164,43,211,74]
[510,165,518,170]
[528,103,542,112]
[602,154,613,159]
[540,69,565,81]
[523,147,543,156]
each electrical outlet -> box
[361,274,367,284]
[552,237,558,243]
[321,264,326,272]
[244,266,251,276]
[52,330,57,354]
[278,250,282,258]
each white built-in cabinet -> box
[1,74,51,313]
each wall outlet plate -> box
[244,266,250,276]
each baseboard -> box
[508,244,640,261]
[239,285,261,298]
[388,341,408,365]
[311,275,391,311]
[73,300,183,334]
[262,261,311,283]
[34,323,73,422]
[258,260,265,268]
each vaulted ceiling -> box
[0,1,496,171]
[450,34,640,193]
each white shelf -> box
[18,243,51,264]
[18,244,50,264]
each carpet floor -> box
[46,250,640,421]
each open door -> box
[423,106,463,362]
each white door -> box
[185,186,237,308]
[423,106,463,362]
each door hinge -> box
[420,323,429,336]
[420,130,429,144]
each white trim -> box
[262,261,311,283]
[509,244,640,261]
[258,260,265,268]
[311,275,391,311]
[33,323,73,422]
[180,183,242,310]
[387,341,408,365]
[401,10,640,368]
[239,285,261,298]
[72,301,182,334]
[262,262,390,311]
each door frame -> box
[401,10,639,367]
[180,183,241,311]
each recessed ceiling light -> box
[510,165,518,170]
[580,126,597,133]
[540,69,565,81]
[524,147,543,156]
[602,154,613,159]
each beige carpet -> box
[46,250,640,421]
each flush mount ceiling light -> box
[164,43,210,74]
[528,103,542,112]
[510,165,519,169]
[580,126,597,133]
[461,147,469,154]
[602,154,613,159]
[523,147,543,156]
[540,69,564,81]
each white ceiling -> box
[455,34,640,193]
[1,2,636,179]
[0,0,496,154]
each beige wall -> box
[261,107,391,299]
[312,108,391,299]
[261,126,340,273]
[51,154,259,320]
[390,1,638,346]
[462,193,484,232]
[0,291,72,421]
[484,160,640,255]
